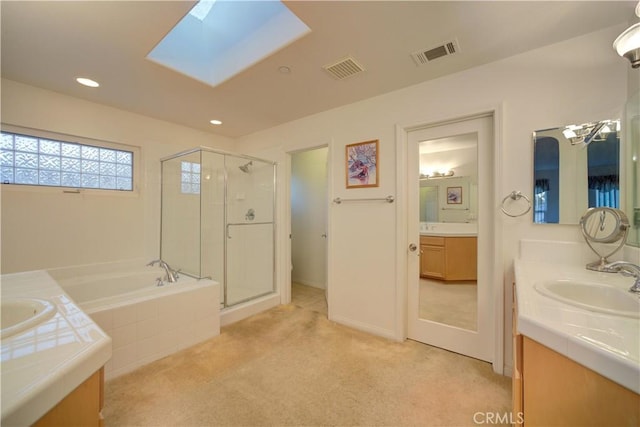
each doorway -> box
[290,146,329,315]
[406,114,496,364]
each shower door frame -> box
[160,146,278,309]
[222,152,277,307]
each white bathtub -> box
[49,261,220,380]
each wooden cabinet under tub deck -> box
[32,368,104,427]
[419,236,477,281]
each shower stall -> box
[160,147,276,308]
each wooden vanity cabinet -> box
[419,236,477,281]
[33,368,104,427]
[512,282,523,427]
[512,284,640,426]
[420,236,446,279]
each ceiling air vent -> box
[411,39,460,66]
[323,56,365,80]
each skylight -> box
[147,0,310,88]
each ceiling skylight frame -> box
[146,0,311,88]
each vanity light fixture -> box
[210,119,222,125]
[563,120,620,146]
[76,77,100,88]
[613,2,640,68]
[420,170,455,180]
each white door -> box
[407,115,494,362]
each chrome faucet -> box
[147,259,179,283]
[603,261,640,293]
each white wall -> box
[235,25,629,368]
[1,79,234,273]
[0,24,631,373]
[291,147,328,289]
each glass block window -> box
[181,161,200,194]
[1,131,133,191]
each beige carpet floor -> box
[291,283,327,316]
[419,279,477,331]
[103,303,511,426]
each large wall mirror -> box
[418,132,478,332]
[625,90,639,248]
[533,119,620,224]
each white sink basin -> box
[534,280,640,318]
[1,298,57,339]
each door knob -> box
[409,243,418,252]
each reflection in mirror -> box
[625,90,640,248]
[533,119,620,224]
[418,133,478,331]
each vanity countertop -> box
[1,270,112,426]
[420,223,477,237]
[420,231,477,237]
[514,259,639,394]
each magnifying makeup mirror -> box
[580,207,630,271]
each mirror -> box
[532,119,620,224]
[418,132,478,331]
[419,133,478,224]
[580,207,629,271]
[625,90,640,247]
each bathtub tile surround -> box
[49,260,221,380]
[1,271,111,426]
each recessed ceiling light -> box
[210,119,222,125]
[76,77,100,88]
[278,66,291,74]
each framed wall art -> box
[346,139,379,188]
[446,186,463,204]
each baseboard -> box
[292,279,326,289]
[329,314,398,341]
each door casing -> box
[395,105,504,374]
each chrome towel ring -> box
[500,191,532,218]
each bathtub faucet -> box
[147,259,179,283]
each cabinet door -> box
[512,283,523,426]
[421,245,445,279]
[523,337,640,426]
[444,237,477,281]
[33,368,102,427]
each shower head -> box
[239,161,253,173]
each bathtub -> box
[48,260,220,380]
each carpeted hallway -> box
[103,302,511,426]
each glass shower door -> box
[225,156,275,306]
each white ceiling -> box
[1,1,636,139]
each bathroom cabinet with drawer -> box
[419,236,477,281]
